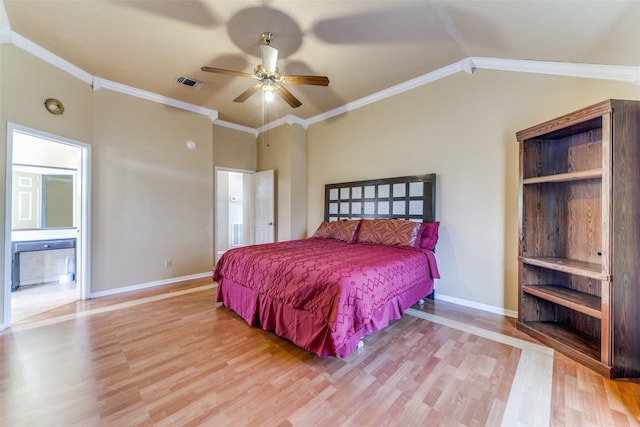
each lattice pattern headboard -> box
[324,174,436,223]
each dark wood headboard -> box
[324,174,436,223]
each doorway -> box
[215,168,253,263]
[214,168,274,264]
[3,123,91,327]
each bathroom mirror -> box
[12,166,75,230]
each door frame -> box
[2,123,91,329]
[214,166,254,263]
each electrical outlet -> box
[164,259,172,268]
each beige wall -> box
[0,46,94,144]
[212,125,256,172]
[92,89,214,292]
[1,45,225,327]
[0,43,259,323]
[212,124,256,257]
[4,38,640,323]
[0,44,94,323]
[307,70,640,313]
[257,123,307,241]
[290,124,308,239]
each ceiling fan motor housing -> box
[260,44,278,74]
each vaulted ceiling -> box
[3,1,640,130]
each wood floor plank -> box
[2,277,640,426]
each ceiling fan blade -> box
[260,44,278,74]
[234,84,261,103]
[282,75,330,86]
[201,66,254,79]
[276,86,302,108]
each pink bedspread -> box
[213,238,439,358]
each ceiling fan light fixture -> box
[262,82,276,102]
[264,90,274,102]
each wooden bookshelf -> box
[516,99,640,379]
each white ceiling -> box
[3,1,640,130]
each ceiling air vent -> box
[175,75,204,89]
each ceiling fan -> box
[201,32,329,108]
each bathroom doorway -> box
[3,123,90,326]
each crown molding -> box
[306,57,640,126]
[0,0,11,43]
[5,26,640,135]
[472,57,640,84]
[8,31,93,84]
[257,114,309,134]
[213,119,258,137]
[92,77,217,120]
[0,26,8,44]
[306,60,465,126]
[4,29,249,134]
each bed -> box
[213,174,440,358]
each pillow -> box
[416,221,440,251]
[312,220,361,243]
[355,219,421,248]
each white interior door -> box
[253,169,275,244]
[12,170,39,229]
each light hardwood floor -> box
[1,278,639,426]
[10,280,77,323]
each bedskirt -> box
[216,276,434,358]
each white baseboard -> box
[89,271,213,299]
[434,293,518,318]
[87,272,518,318]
